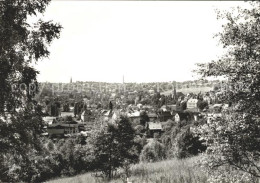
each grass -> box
[45,173,97,183]
[46,156,207,183]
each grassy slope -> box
[46,156,207,183]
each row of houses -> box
[41,95,228,138]
[96,106,201,138]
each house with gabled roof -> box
[187,99,198,109]
[146,122,163,138]
[127,110,141,125]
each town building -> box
[146,122,163,138]
[47,122,79,137]
[187,99,198,109]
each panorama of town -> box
[39,79,227,139]
[1,1,259,183]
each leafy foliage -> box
[195,2,260,179]
[140,140,166,162]
[0,0,62,182]
[161,121,206,159]
[197,100,208,111]
[140,111,149,126]
[92,116,140,179]
[173,126,206,159]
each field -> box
[46,156,207,183]
[161,86,212,96]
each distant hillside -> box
[161,86,213,96]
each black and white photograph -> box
[0,0,259,182]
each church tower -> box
[70,77,72,83]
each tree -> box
[195,2,260,181]
[173,86,177,100]
[160,95,166,107]
[109,101,113,110]
[140,111,150,126]
[174,126,206,159]
[197,100,208,111]
[92,116,140,179]
[56,136,95,176]
[160,120,206,159]
[0,0,62,182]
[176,100,187,111]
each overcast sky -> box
[34,1,247,83]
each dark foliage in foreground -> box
[0,0,62,182]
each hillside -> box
[46,155,207,183]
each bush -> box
[134,135,147,153]
[197,100,208,111]
[173,126,206,159]
[161,123,206,159]
[55,135,96,176]
[140,140,166,162]
[135,125,145,135]
[14,135,97,182]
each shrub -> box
[161,123,206,159]
[134,135,147,153]
[173,126,206,159]
[140,140,166,162]
[134,125,145,135]
[55,135,96,176]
